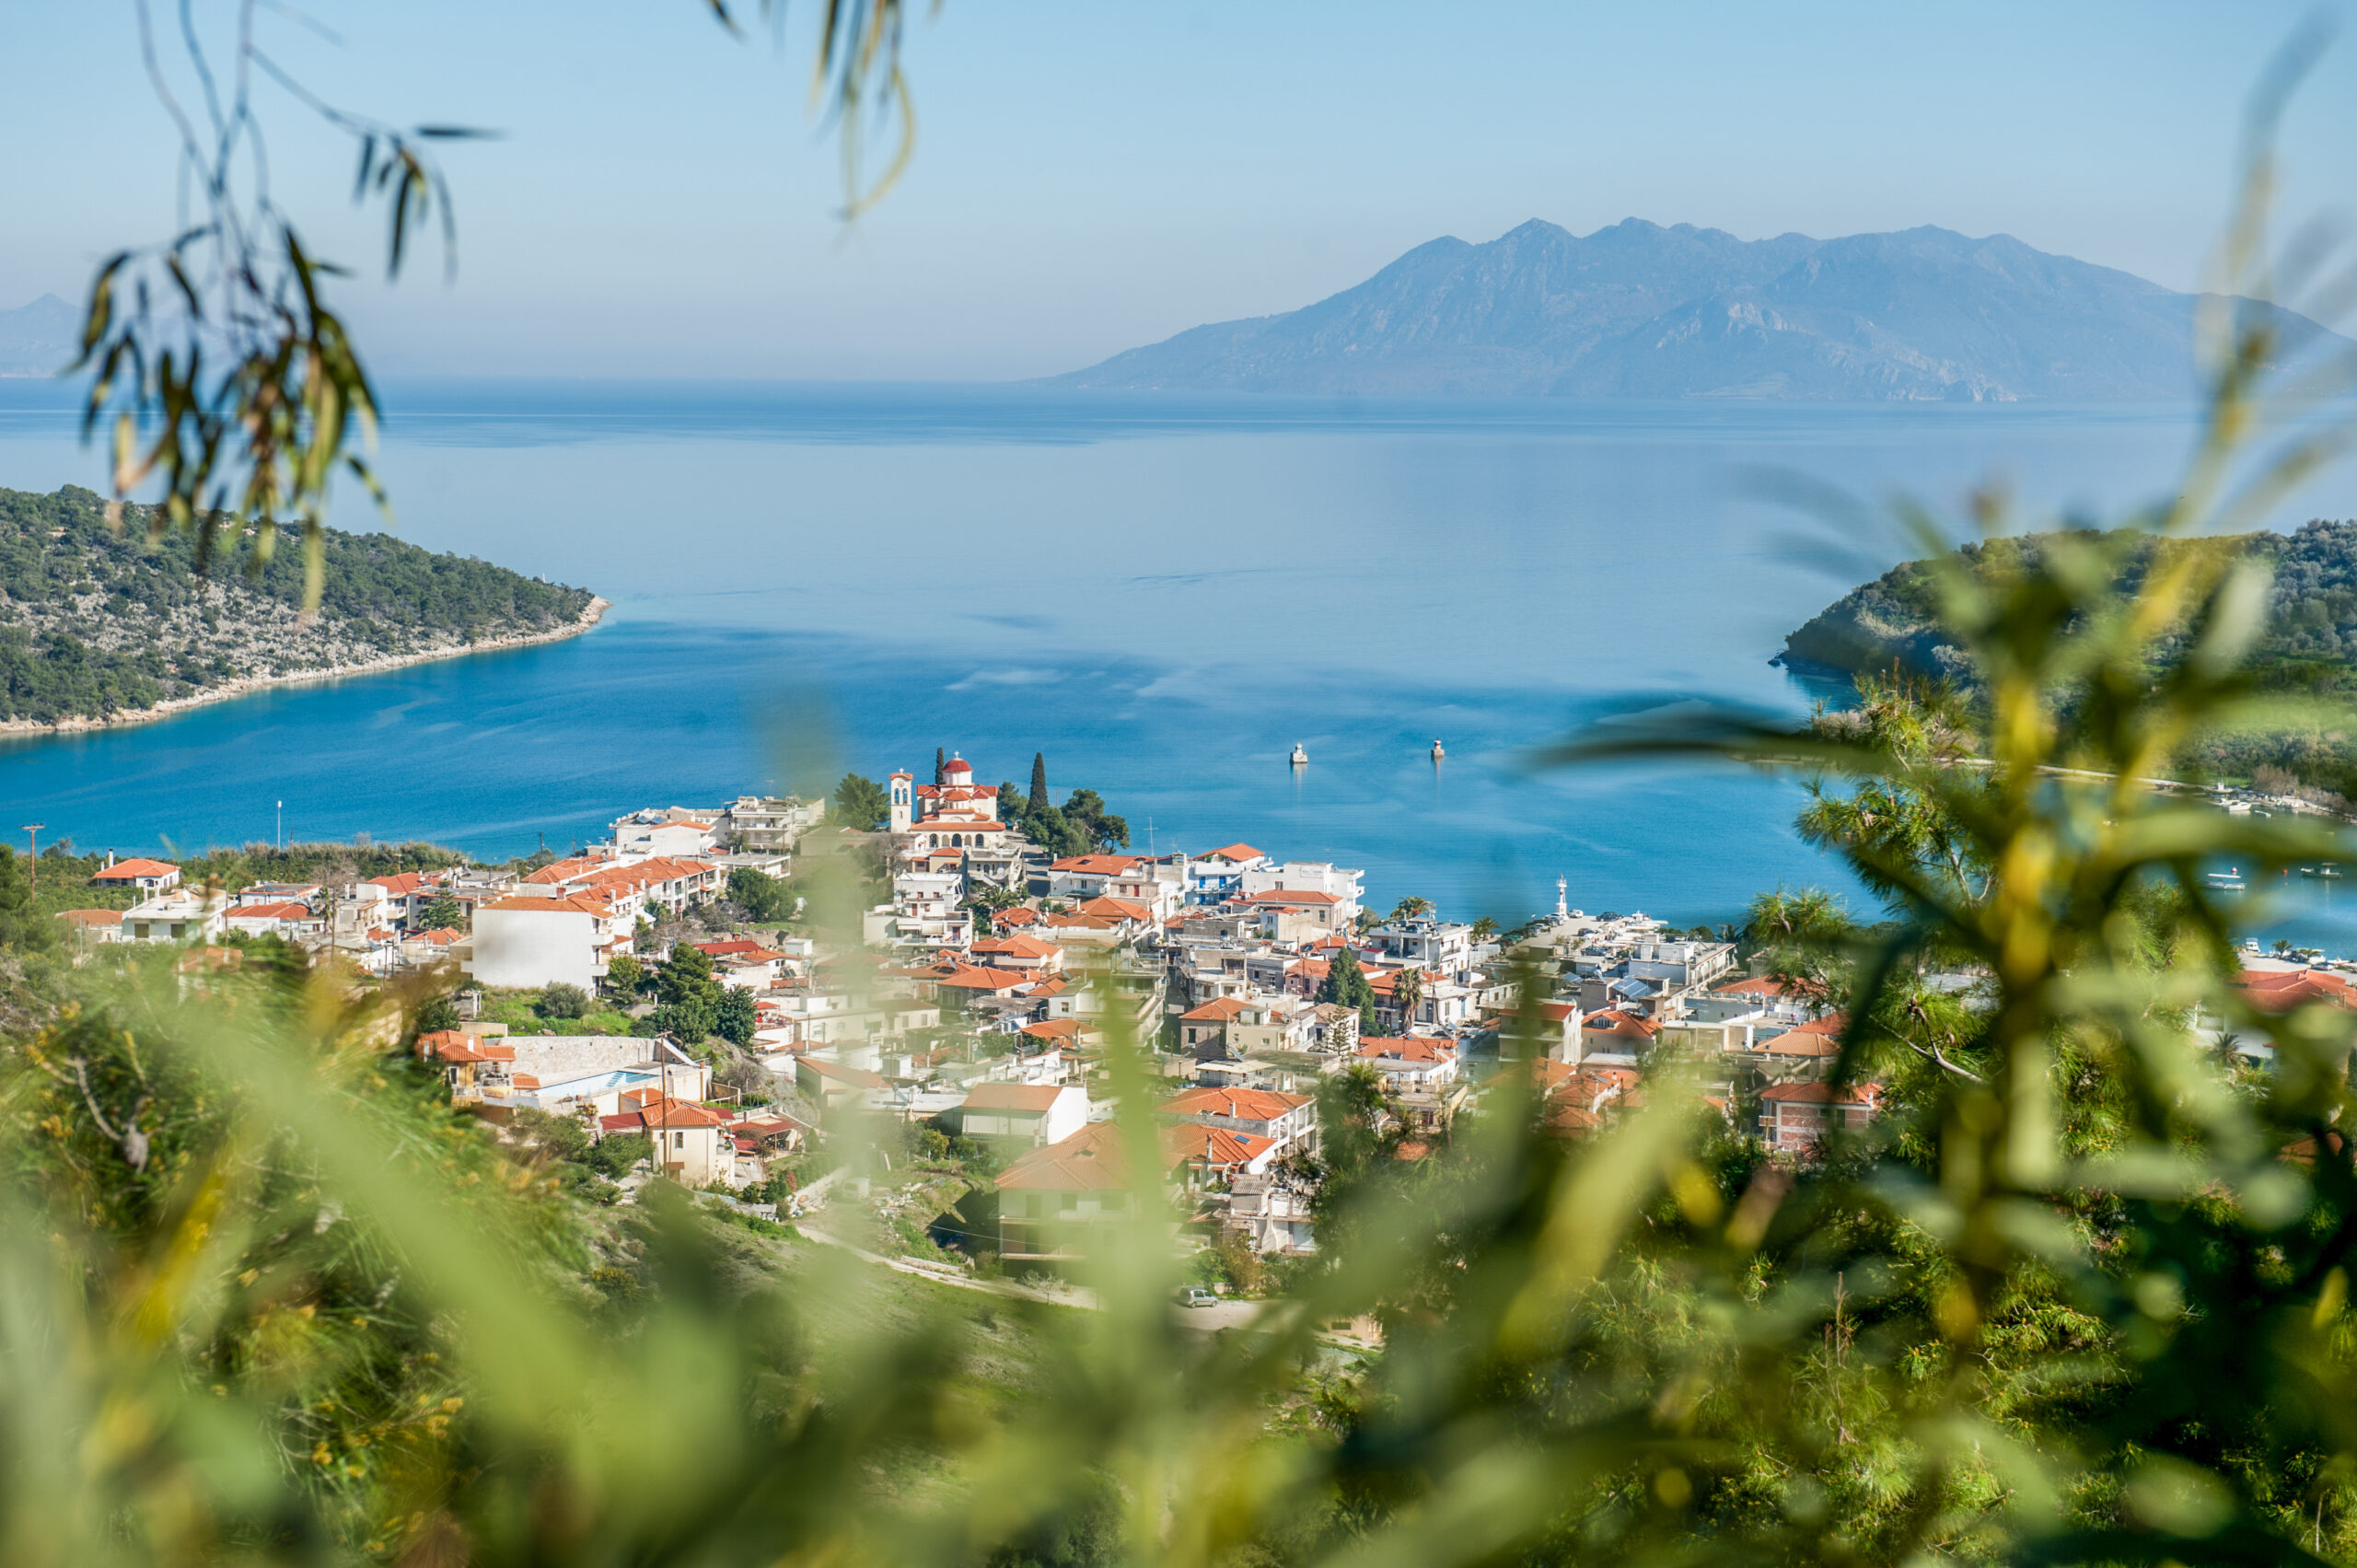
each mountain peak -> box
[1049,220,2294,401]
[0,294,81,377]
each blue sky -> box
[6,2,2357,379]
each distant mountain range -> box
[1051,219,2332,401]
[0,295,76,378]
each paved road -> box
[787,1215,1267,1329]
[1169,1298,1264,1332]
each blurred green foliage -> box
[21,32,2357,1568]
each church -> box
[888,754,1025,886]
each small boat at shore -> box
[2305,865,2345,879]
[2205,867,2247,891]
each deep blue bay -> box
[5,379,2357,946]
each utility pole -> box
[19,824,41,895]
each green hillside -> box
[0,484,597,724]
[1780,521,2357,784]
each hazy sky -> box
[7,2,2357,379]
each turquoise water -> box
[3,380,2355,940]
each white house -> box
[523,854,720,923]
[955,1082,1089,1148]
[465,895,624,991]
[1246,889,1353,939]
[1158,1085,1318,1160]
[1370,919,1475,975]
[610,809,721,859]
[600,1095,737,1186]
[993,1122,1161,1261]
[1238,861,1364,916]
[121,889,228,944]
[1759,1081,1883,1154]
[225,900,326,942]
[1355,1035,1459,1089]
[1186,843,1270,905]
[863,871,973,948]
[93,856,181,893]
[1044,854,1147,900]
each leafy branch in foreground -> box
[81,0,926,611]
[27,31,2357,1568]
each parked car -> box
[1173,1286,1218,1308]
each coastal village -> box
[46,749,2349,1282]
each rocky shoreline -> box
[0,596,610,737]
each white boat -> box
[2205,867,2246,891]
[1290,743,1307,766]
[1431,739,1446,761]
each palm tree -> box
[1395,966,1424,1026]
[1389,896,1434,923]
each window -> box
[674,1132,686,1148]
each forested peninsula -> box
[0,484,602,727]
[1780,521,2357,784]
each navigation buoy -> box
[1431,739,1446,761]
[1290,743,1308,766]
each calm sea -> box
[3,378,2356,946]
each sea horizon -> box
[4,380,2355,946]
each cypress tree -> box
[1028,752,1050,815]
[935,747,946,785]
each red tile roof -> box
[1490,1000,1579,1023]
[522,854,612,885]
[961,1082,1071,1112]
[997,1122,1147,1191]
[1358,1036,1457,1063]
[929,963,1044,993]
[799,1059,888,1087]
[602,1098,734,1131]
[421,1029,486,1063]
[1758,1013,1849,1056]
[1050,854,1144,876]
[1585,1008,1662,1041]
[229,901,314,921]
[973,935,1062,958]
[571,856,715,888]
[56,909,123,927]
[1245,889,1341,906]
[482,895,611,916]
[1761,1081,1883,1107]
[1076,896,1154,922]
[1179,996,1253,1023]
[2236,969,2357,1012]
[1197,843,1264,864]
[1165,1122,1275,1167]
[93,857,178,881]
[1160,1085,1310,1122]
